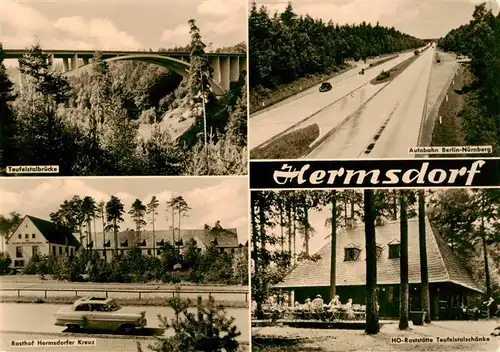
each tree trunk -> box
[152,210,156,256]
[102,215,106,260]
[113,219,118,257]
[399,191,409,330]
[257,196,268,320]
[279,202,284,250]
[418,190,431,324]
[287,202,292,257]
[344,197,348,227]
[330,192,337,300]
[293,204,297,265]
[303,204,310,256]
[364,190,379,334]
[482,196,491,297]
[87,220,92,251]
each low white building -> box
[6,215,80,269]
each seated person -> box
[327,295,341,310]
[343,298,355,320]
[311,294,324,312]
[303,298,312,311]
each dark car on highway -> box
[319,82,332,92]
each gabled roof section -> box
[275,218,482,293]
[344,242,362,249]
[27,215,79,247]
[92,228,239,249]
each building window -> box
[52,246,56,255]
[388,244,400,259]
[18,234,21,239]
[147,250,152,255]
[32,246,38,257]
[70,248,74,256]
[157,249,161,255]
[25,234,29,239]
[65,247,68,254]
[59,247,62,255]
[344,247,360,261]
[16,246,23,258]
[14,260,25,267]
[32,233,35,239]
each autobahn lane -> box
[0,303,249,342]
[249,51,418,151]
[306,47,435,159]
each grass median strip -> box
[371,54,419,85]
[368,55,398,69]
[250,124,320,159]
[0,295,248,308]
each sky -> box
[0,176,249,244]
[257,0,500,39]
[0,0,246,51]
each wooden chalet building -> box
[275,218,483,320]
[6,215,80,269]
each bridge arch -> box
[64,54,226,96]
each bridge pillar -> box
[83,57,89,65]
[210,56,221,85]
[229,56,240,82]
[47,53,54,67]
[70,54,78,70]
[220,56,230,92]
[239,56,247,73]
[63,58,70,73]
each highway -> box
[0,303,249,351]
[250,46,436,159]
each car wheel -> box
[119,324,136,335]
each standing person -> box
[486,297,495,319]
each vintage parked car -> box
[54,297,147,334]
[319,82,332,92]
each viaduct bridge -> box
[4,49,247,95]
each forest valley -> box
[249,1,425,111]
[251,189,500,333]
[0,194,248,286]
[437,3,500,155]
[0,19,248,176]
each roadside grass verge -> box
[252,336,324,352]
[250,124,320,159]
[250,64,351,115]
[430,64,469,153]
[368,55,398,69]
[370,55,419,85]
[0,295,248,308]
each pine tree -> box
[187,19,213,123]
[144,296,240,352]
[0,43,17,170]
[226,77,247,148]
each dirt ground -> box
[252,320,500,352]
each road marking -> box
[361,104,400,156]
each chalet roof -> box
[13,216,80,247]
[275,218,482,293]
[88,227,239,249]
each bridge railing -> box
[0,287,249,303]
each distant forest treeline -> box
[437,3,500,155]
[249,1,425,90]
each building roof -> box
[88,227,239,249]
[275,218,482,293]
[12,215,80,247]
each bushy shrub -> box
[0,252,12,275]
[143,296,240,352]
